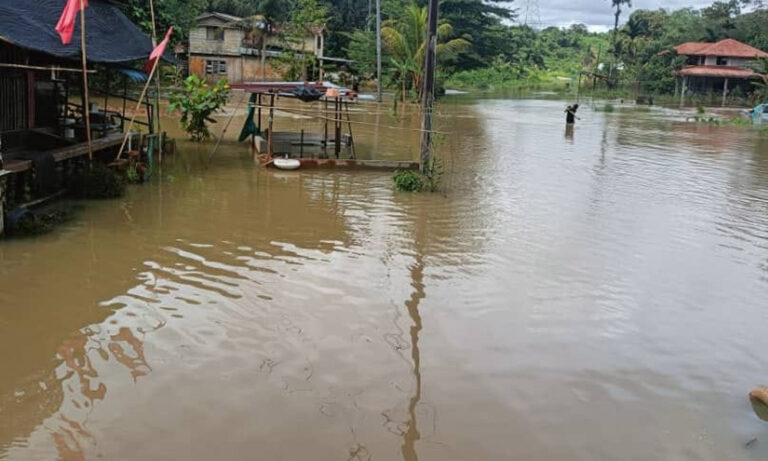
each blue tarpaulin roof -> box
[0,0,155,64]
[116,68,149,82]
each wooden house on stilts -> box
[0,0,161,236]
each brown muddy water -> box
[2,97,768,460]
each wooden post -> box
[376,0,382,103]
[722,78,729,107]
[344,100,356,159]
[79,0,92,161]
[149,0,163,164]
[257,93,262,128]
[122,74,128,131]
[0,175,6,237]
[115,58,162,160]
[324,97,329,146]
[419,0,439,175]
[268,93,275,157]
[334,97,341,158]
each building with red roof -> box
[674,39,767,106]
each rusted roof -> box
[675,39,768,59]
[676,65,761,78]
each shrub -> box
[68,163,126,199]
[5,208,74,237]
[168,75,230,141]
[393,169,424,192]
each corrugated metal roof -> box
[675,39,768,59]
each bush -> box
[393,169,424,192]
[168,75,230,141]
[5,208,74,237]
[68,163,126,199]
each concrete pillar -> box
[680,76,687,107]
[722,78,729,107]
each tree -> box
[608,0,632,59]
[381,3,470,101]
[280,0,329,80]
[439,0,516,70]
[345,29,378,78]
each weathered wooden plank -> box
[269,158,419,170]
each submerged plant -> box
[393,169,424,192]
[168,75,230,142]
[393,157,444,193]
[5,208,75,238]
[68,163,126,199]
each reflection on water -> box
[401,259,424,461]
[2,98,768,460]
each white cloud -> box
[507,0,717,29]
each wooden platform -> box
[253,132,353,157]
[267,158,419,170]
[0,132,128,174]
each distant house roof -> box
[196,12,244,23]
[0,0,156,63]
[195,12,246,29]
[675,39,768,59]
[676,65,761,79]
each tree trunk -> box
[261,32,268,81]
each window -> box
[316,36,322,50]
[716,56,728,66]
[205,60,228,75]
[206,27,224,41]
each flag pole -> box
[115,58,161,162]
[79,0,92,161]
[149,0,163,163]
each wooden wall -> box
[0,43,28,133]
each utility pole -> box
[376,0,382,103]
[418,0,438,175]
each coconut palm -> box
[381,3,470,101]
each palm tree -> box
[381,3,470,101]
[607,0,632,85]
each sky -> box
[515,0,717,31]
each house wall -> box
[242,56,283,81]
[189,55,243,83]
[703,56,750,67]
[189,26,243,56]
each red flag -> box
[55,0,88,45]
[144,27,174,74]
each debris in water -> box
[749,387,768,422]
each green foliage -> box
[393,169,424,192]
[422,157,444,192]
[168,76,230,142]
[392,157,444,193]
[345,30,378,79]
[68,164,126,199]
[277,0,328,80]
[382,3,470,101]
[4,208,74,238]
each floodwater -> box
[2,97,768,460]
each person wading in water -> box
[565,104,580,125]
